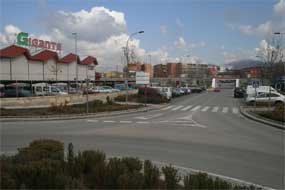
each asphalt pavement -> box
[1,89,284,189]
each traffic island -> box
[240,106,285,129]
[0,99,146,121]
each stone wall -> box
[0,90,137,108]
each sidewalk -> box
[240,106,284,129]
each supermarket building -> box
[0,33,98,84]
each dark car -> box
[233,87,245,98]
[4,88,32,97]
[190,86,202,93]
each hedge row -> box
[1,139,260,189]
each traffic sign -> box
[136,72,150,85]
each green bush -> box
[162,165,181,189]
[1,139,261,190]
[17,139,64,162]
[143,160,160,189]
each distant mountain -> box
[226,59,264,69]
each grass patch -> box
[255,104,285,123]
[0,99,142,117]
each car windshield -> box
[1,1,284,190]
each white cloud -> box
[0,25,20,46]
[174,37,187,49]
[238,21,273,36]
[274,0,285,16]
[174,37,206,50]
[160,25,167,34]
[46,6,127,43]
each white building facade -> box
[0,45,98,82]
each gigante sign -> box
[17,32,62,51]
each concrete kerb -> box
[239,106,284,130]
[0,104,164,122]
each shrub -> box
[92,99,104,106]
[162,165,181,189]
[16,139,64,162]
[106,96,113,105]
[143,160,160,189]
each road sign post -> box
[136,72,150,107]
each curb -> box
[0,106,160,122]
[240,106,284,130]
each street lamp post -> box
[72,33,78,93]
[124,30,144,103]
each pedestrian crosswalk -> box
[161,105,240,114]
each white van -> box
[32,83,49,96]
[246,85,277,97]
[152,86,172,100]
[32,83,67,96]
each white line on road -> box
[172,106,184,111]
[222,107,229,113]
[212,106,219,112]
[161,106,174,110]
[136,121,150,124]
[232,107,239,114]
[119,121,132,123]
[87,120,98,123]
[191,105,201,111]
[103,120,115,123]
[181,105,193,111]
[201,106,210,112]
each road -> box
[1,89,284,189]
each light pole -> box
[124,30,144,103]
[72,33,78,93]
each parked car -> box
[180,87,191,94]
[213,88,221,92]
[172,88,182,97]
[4,88,32,97]
[101,86,120,92]
[189,86,203,93]
[233,87,245,98]
[245,92,285,106]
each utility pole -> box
[72,33,78,93]
[124,30,144,103]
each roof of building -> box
[0,45,98,65]
[58,53,80,64]
[80,56,98,65]
[0,45,31,58]
[30,50,59,61]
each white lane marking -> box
[161,106,174,110]
[222,107,229,113]
[191,105,201,111]
[181,105,193,111]
[172,106,184,111]
[136,121,150,124]
[212,106,219,112]
[119,121,132,123]
[201,106,210,112]
[103,120,115,123]
[87,119,98,123]
[232,107,239,114]
[134,113,163,120]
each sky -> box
[0,0,284,71]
